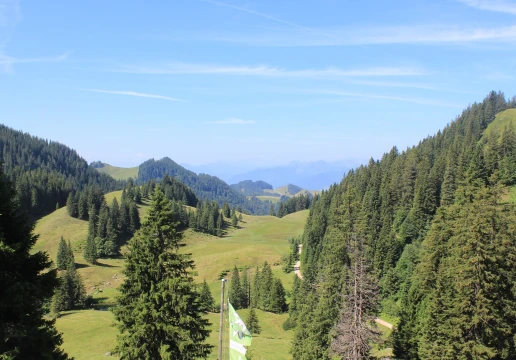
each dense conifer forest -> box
[0,125,122,217]
[137,157,272,214]
[287,91,516,359]
[230,180,274,196]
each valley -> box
[33,190,308,359]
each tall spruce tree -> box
[0,166,69,359]
[241,268,250,309]
[246,308,261,335]
[199,280,215,313]
[113,186,212,359]
[229,266,243,309]
[56,236,68,270]
[270,278,287,313]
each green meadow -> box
[95,163,139,180]
[33,191,308,359]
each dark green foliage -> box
[223,202,231,218]
[231,210,238,227]
[113,186,212,359]
[56,236,69,270]
[0,124,122,217]
[52,260,87,313]
[188,199,224,237]
[0,166,69,359]
[229,266,244,310]
[84,211,98,264]
[230,180,274,196]
[66,192,78,217]
[251,262,287,314]
[241,268,250,309]
[276,193,312,218]
[74,183,142,260]
[270,278,287,313]
[199,280,215,313]
[246,308,261,335]
[394,186,516,359]
[137,157,270,214]
[287,92,516,358]
[282,236,301,273]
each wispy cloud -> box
[205,118,256,125]
[202,0,340,41]
[84,89,185,102]
[0,52,69,73]
[306,89,462,108]
[174,24,516,47]
[457,0,516,14]
[116,62,425,78]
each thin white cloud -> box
[307,89,462,108]
[116,63,425,78]
[0,52,69,73]
[457,0,516,14]
[0,52,69,64]
[84,89,185,102]
[205,118,256,125]
[175,24,516,47]
[202,0,340,41]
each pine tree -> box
[241,268,250,309]
[56,236,68,270]
[223,202,231,218]
[259,262,273,311]
[78,192,88,220]
[0,166,69,359]
[52,260,86,313]
[84,233,97,264]
[66,240,75,268]
[216,213,223,237]
[251,267,261,308]
[246,308,261,335]
[229,266,243,309]
[270,278,287,313]
[417,186,516,359]
[269,204,275,216]
[113,186,212,359]
[199,280,215,313]
[231,211,238,228]
[66,191,78,217]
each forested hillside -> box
[0,125,121,216]
[288,91,516,359]
[138,157,271,214]
[230,180,274,196]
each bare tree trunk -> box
[330,233,380,360]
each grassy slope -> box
[483,109,516,204]
[256,195,281,203]
[34,191,308,360]
[95,163,139,180]
[482,108,516,140]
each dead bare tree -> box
[330,233,380,360]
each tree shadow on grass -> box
[75,260,117,269]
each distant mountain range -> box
[222,160,361,190]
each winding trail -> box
[294,243,393,330]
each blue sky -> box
[1,0,516,167]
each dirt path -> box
[294,244,303,279]
[295,243,393,329]
[375,318,393,330]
